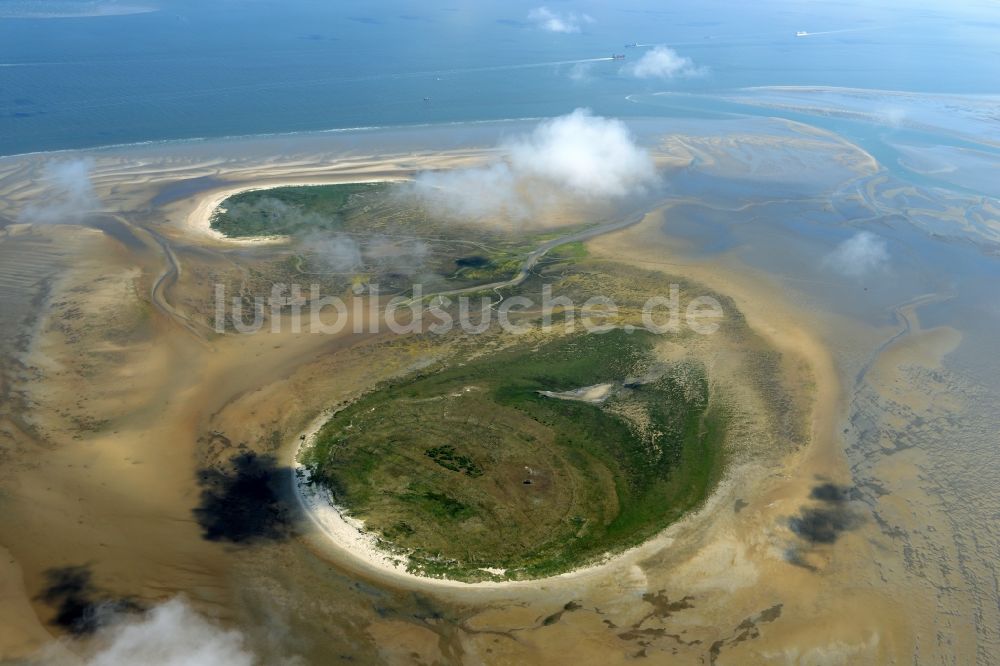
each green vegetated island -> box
[211,182,805,582]
[301,329,725,581]
[211,183,379,238]
[209,182,556,291]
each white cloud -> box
[30,598,258,666]
[410,109,656,222]
[88,598,255,666]
[413,162,525,221]
[365,235,430,275]
[304,233,430,275]
[823,231,889,277]
[19,158,100,225]
[527,6,594,33]
[506,109,654,196]
[306,233,364,271]
[568,61,593,82]
[624,46,703,79]
[875,106,907,127]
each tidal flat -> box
[0,113,997,663]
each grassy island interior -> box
[302,329,727,581]
[209,182,564,291]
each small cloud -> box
[303,233,429,275]
[624,45,704,79]
[823,231,889,277]
[527,6,594,33]
[568,62,593,82]
[875,106,906,127]
[506,109,653,196]
[18,159,100,225]
[409,109,656,223]
[411,162,524,222]
[30,592,261,666]
[306,233,364,272]
[85,598,256,666]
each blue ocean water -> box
[1,0,999,156]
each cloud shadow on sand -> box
[193,452,297,544]
[785,482,866,570]
[36,565,143,635]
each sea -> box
[2,0,1000,157]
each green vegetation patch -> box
[302,329,727,581]
[425,445,483,477]
[210,183,383,237]
[448,250,523,282]
[546,241,589,261]
[208,182,554,291]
